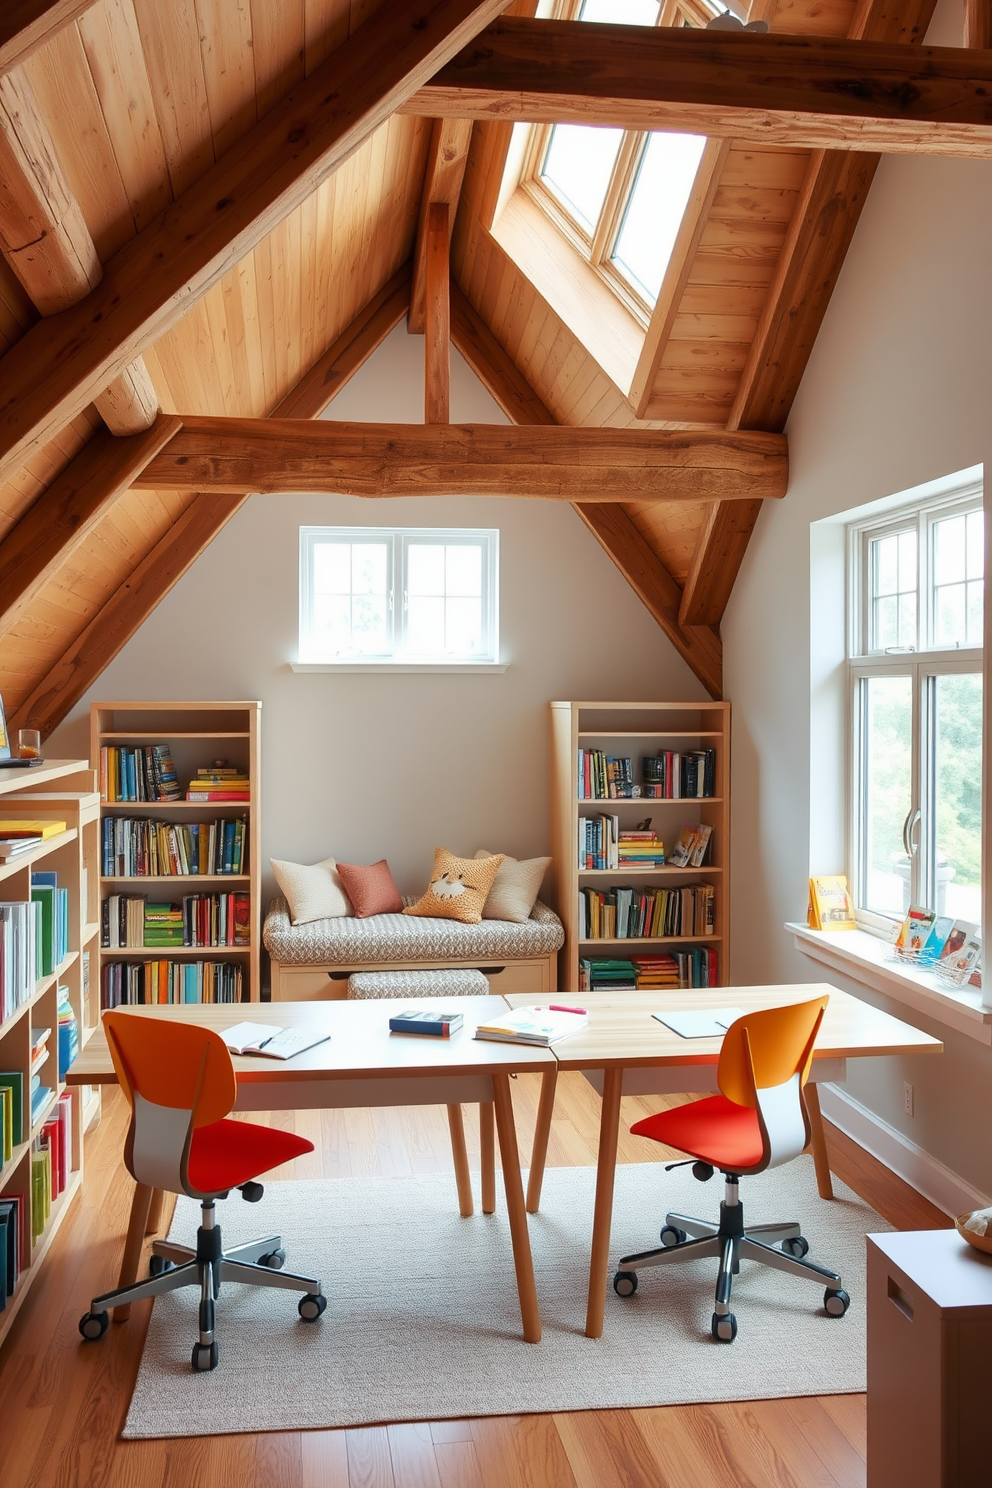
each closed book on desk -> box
[388,1010,464,1038]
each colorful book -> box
[895,905,937,952]
[808,876,856,931]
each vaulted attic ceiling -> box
[0,0,950,728]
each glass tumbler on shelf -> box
[18,728,41,758]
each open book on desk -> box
[221,1021,330,1060]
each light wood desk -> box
[505,982,943,1338]
[67,997,554,1343]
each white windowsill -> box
[290,662,508,674]
[787,922,992,1045]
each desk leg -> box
[492,1072,541,1344]
[585,1066,623,1339]
[526,1066,558,1214]
[145,1187,165,1235]
[480,1102,496,1214]
[446,1105,474,1218]
[113,1182,153,1324]
[805,1083,834,1200]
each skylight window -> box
[541,124,624,233]
[611,132,708,301]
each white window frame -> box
[297,526,500,670]
[847,483,983,934]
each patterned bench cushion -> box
[263,896,564,966]
[347,969,489,999]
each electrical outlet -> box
[904,1081,914,1117]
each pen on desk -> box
[549,1004,587,1015]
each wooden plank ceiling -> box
[0,0,941,720]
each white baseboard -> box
[818,1083,991,1219]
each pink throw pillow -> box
[336,859,403,918]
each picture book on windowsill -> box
[807,875,856,931]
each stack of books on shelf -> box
[577,752,637,800]
[631,954,682,989]
[617,829,665,869]
[100,744,181,802]
[143,903,184,947]
[0,819,66,863]
[102,816,248,876]
[578,883,715,940]
[0,901,40,1021]
[186,766,250,803]
[642,749,716,800]
[0,1191,24,1313]
[31,870,68,976]
[577,952,717,991]
[101,959,243,1007]
[578,958,638,991]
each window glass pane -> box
[446,597,482,654]
[932,507,983,648]
[446,544,482,597]
[861,675,914,917]
[352,543,387,595]
[541,124,624,234]
[406,595,445,654]
[869,528,917,650]
[933,672,982,923]
[350,595,389,653]
[611,132,707,303]
[403,540,487,657]
[312,542,351,593]
[579,0,659,21]
[407,544,445,595]
[311,541,389,657]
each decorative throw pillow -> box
[270,855,353,924]
[335,859,404,918]
[474,849,551,923]
[404,848,504,925]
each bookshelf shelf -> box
[92,702,261,1005]
[551,701,730,992]
[0,761,97,1347]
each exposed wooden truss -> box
[135,417,788,503]
[965,0,992,49]
[0,0,509,484]
[406,20,992,157]
[424,204,452,423]
[0,1,98,76]
[409,118,474,335]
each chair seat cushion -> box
[187,1118,314,1195]
[631,1095,764,1173]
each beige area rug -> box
[123,1159,889,1439]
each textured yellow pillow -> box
[403,848,504,925]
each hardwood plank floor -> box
[0,1073,948,1488]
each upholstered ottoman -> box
[347,968,490,999]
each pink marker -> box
[549,1004,587,1015]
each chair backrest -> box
[717,996,828,1171]
[104,1012,238,1197]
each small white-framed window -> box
[299,527,499,665]
[848,485,984,930]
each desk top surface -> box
[67,996,556,1085]
[503,982,943,1069]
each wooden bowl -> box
[956,1213,992,1255]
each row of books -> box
[578,816,667,870]
[578,752,640,800]
[643,750,716,800]
[101,960,244,1008]
[0,901,39,1024]
[895,906,983,986]
[101,816,248,877]
[101,893,251,948]
[100,744,181,802]
[31,871,68,977]
[186,766,249,803]
[0,817,67,863]
[578,883,715,941]
[578,949,719,991]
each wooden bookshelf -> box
[90,703,261,1004]
[0,759,98,1347]
[550,702,730,992]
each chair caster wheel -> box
[239,1182,264,1203]
[613,1270,638,1297]
[711,1312,737,1343]
[660,1225,687,1247]
[79,1310,109,1341]
[781,1236,809,1258]
[692,1162,714,1182]
[149,1255,175,1277]
[191,1341,219,1371]
[824,1287,850,1317]
[299,1293,327,1321]
[259,1248,286,1270]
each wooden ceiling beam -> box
[677,0,937,627]
[424,203,452,423]
[6,274,416,736]
[409,118,473,335]
[404,19,992,156]
[0,413,181,640]
[0,68,159,436]
[0,0,510,486]
[0,1,98,77]
[136,416,788,503]
[965,0,992,49]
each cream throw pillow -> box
[271,855,353,924]
[475,849,551,923]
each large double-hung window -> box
[849,487,984,929]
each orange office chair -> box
[79,1013,326,1371]
[612,996,850,1342]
